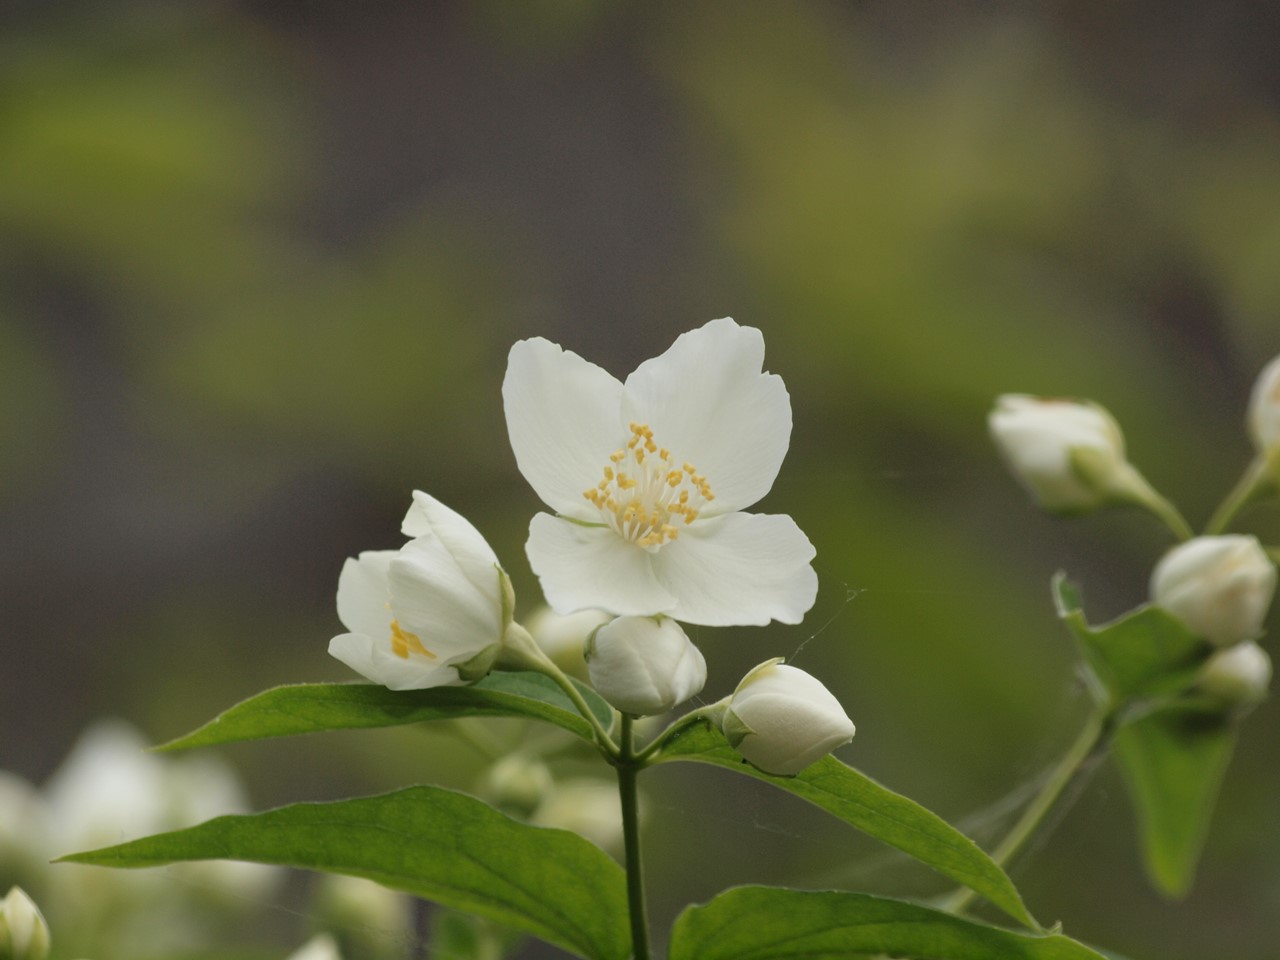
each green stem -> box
[1206,457,1271,535]
[1144,492,1194,542]
[942,705,1111,917]
[617,715,652,960]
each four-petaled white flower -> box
[329,491,510,690]
[502,318,817,627]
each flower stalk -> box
[616,715,652,960]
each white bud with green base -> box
[0,887,50,960]
[988,395,1169,518]
[721,659,855,776]
[1151,535,1277,648]
[585,616,706,716]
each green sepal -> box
[654,721,1038,930]
[59,785,630,960]
[668,886,1107,960]
[154,671,614,752]
[1052,573,1212,705]
[719,706,753,749]
[455,643,502,683]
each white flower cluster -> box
[989,354,1280,710]
[328,319,854,776]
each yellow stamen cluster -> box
[390,619,435,660]
[583,422,716,550]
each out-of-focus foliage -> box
[4,1,1280,958]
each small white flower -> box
[1198,640,1272,708]
[503,318,817,626]
[1248,354,1280,463]
[1151,535,1277,647]
[329,491,510,689]
[585,616,707,716]
[721,659,855,776]
[989,395,1147,512]
[0,887,50,960]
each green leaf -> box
[156,671,614,751]
[60,785,629,960]
[655,723,1038,930]
[1052,573,1211,703]
[1112,704,1238,898]
[668,886,1108,960]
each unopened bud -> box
[1198,640,1272,710]
[585,616,706,716]
[722,660,855,776]
[1151,535,1276,647]
[1248,355,1280,469]
[0,887,50,960]
[481,754,554,817]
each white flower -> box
[1248,354,1280,462]
[1151,535,1277,647]
[1198,640,1272,708]
[328,491,510,690]
[503,318,817,627]
[0,887,50,960]
[585,616,707,716]
[722,659,855,776]
[989,395,1148,512]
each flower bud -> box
[1247,354,1280,465]
[531,779,626,855]
[1198,640,1272,709]
[721,660,855,776]
[0,887,50,960]
[1151,535,1277,647]
[284,934,343,960]
[525,605,611,681]
[585,616,706,716]
[988,395,1148,513]
[480,754,554,817]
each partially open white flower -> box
[1198,640,1272,708]
[1151,535,1277,647]
[585,616,706,716]
[503,318,817,627]
[989,395,1150,512]
[1248,355,1280,464]
[0,887,50,960]
[329,492,510,689]
[721,659,855,776]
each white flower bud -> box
[988,395,1147,512]
[284,934,343,960]
[1151,535,1277,647]
[481,754,554,817]
[722,660,855,776]
[525,605,611,681]
[0,887,50,960]
[1198,640,1271,708]
[1247,355,1280,462]
[585,616,706,716]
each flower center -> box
[390,619,436,660]
[582,422,716,551]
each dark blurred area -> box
[4,1,1280,957]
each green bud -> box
[0,887,50,960]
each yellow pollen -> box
[581,422,716,551]
[390,620,435,660]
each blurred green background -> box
[4,1,1280,957]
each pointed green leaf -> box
[655,723,1037,930]
[1112,704,1238,897]
[60,785,629,960]
[668,886,1108,960]
[156,671,613,751]
[1052,573,1211,703]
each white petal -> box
[400,491,502,596]
[652,512,817,626]
[389,539,503,655]
[503,337,627,518]
[335,552,396,638]
[622,318,791,514]
[328,632,381,682]
[526,512,677,616]
[369,643,464,690]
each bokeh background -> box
[5,1,1280,957]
